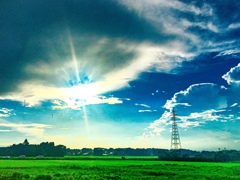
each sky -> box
[0,0,240,150]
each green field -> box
[0,158,239,180]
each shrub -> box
[34,174,52,180]
[11,172,22,179]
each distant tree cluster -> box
[66,148,240,162]
[213,150,240,162]
[66,147,160,156]
[1,140,240,162]
[158,149,240,162]
[0,139,66,157]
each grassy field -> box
[0,158,239,179]
[64,156,158,159]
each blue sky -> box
[0,0,240,150]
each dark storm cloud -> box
[62,0,167,41]
[0,0,172,94]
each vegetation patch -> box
[0,159,239,179]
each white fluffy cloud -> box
[144,63,240,139]
[222,63,240,84]
[164,83,227,112]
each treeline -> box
[66,147,160,156]
[0,139,66,157]
[158,149,240,162]
[66,147,205,157]
[1,140,239,161]
[67,148,240,162]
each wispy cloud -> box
[135,103,150,108]
[230,103,238,107]
[142,110,170,137]
[138,110,157,113]
[0,129,12,132]
[215,49,240,57]
[0,119,52,137]
[0,108,14,117]
[228,23,240,29]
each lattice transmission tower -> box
[171,108,182,149]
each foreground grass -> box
[0,159,239,179]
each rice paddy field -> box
[0,157,239,180]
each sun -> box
[69,83,96,100]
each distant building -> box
[36,155,44,159]
[19,155,26,159]
[2,156,10,159]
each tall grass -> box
[0,159,239,179]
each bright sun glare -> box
[65,31,99,106]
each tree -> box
[214,151,230,162]
[23,139,29,145]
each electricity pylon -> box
[171,108,182,150]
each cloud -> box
[1,84,124,109]
[0,0,172,95]
[135,103,157,113]
[0,119,52,137]
[144,63,240,139]
[228,23,240,29]
[215,49,240,58]
[143,110,171,137]
[178,109,228,129]
[230,103,238,107]
[120,0,213,17]
[138,110,157,113]
[0,108,14,117]
[1,0,240,110]
[121,0,240,55]
[0,39,192,108]
[222,63,240,84]
[135,103,150,108]
[222,64,240,109]
[0,129,12,132]
[145,108,232,137]
[164,83,227,112]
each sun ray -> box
[68,31,80,83]
[82,105,89,132]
